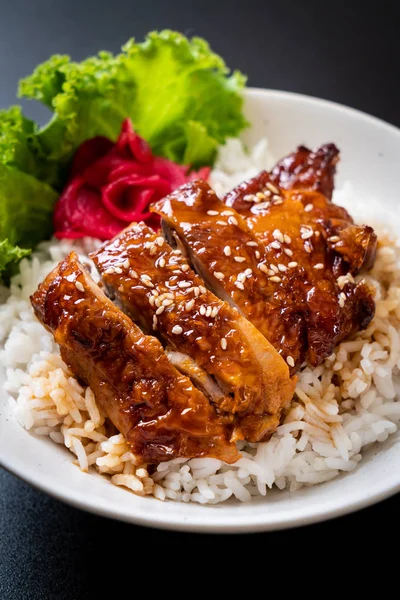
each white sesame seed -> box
[270,276,282,283]
[200,305,206,316]
[273,229,284,243]
[216,220,228,226]
[206,306,212,317]
[155,236,164,247]
[339,294,346,308]
[256,191,265,199]
[149,246,157,256]
[122,258,130,269]
[149,296,155,306]
[244,194,256,201]
[301,227,313,240]
[129,269,138,278]
[207,210,219,216]
[75,281,84,292]
[153,315,158,329]
[283,234,292,244]
[199,285,207,295]
[244,268,252,277]
[156,306,165,315]
[263,189,272,197]
[172,325,183,335]
[235,281,245,290]
[258,263,269,274]
[145,281,154,288]
[194,287,200,297]
[186,330,194,336]
[221,210,234,216]
[173,249,182,255]
[181,264,189,272]
[255,250,261,259]
[211,306,219,318]
[141,274,151,281]
[164,293,174,299]
[270,264,279,273]
[271,241,281,250]
[328,235,340,243]
[178,281,191,289]
[223,245,231,257]
[220,338,227,350]
[272,194,281,202]
[154,297,161,308]
[274,198,284,205]
[267,269,275,276]
[284,248,293,257]
[158,257,166,268]
[246,241,258,247]
[104,267,115,275]
[287,356,295,367]
[234,256,246,263]
[74,298,84,305]
[278,264,287,272]
[228,216,238,226]
[304,203,314,212]
[304,243,312,253]
[314,263,324,269]
[266,182,280,194]
[114,267,123,274]
[162,298,174,307]
[214,271,225,280]
[288,261,298,268]
[173,270,181,275]
[185,299,195,311]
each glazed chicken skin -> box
[92,223,295,442]
[153,179,376,371]
[30,252,239,464]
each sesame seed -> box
[194,287,200,297]
[304,243,312,253]
[122,258,130,269]
[220,338,227,350]
[199,285,207,295]
[114,267,123,274]
[266,182,280,194]
[263,189,272,197]
[271,241,281,250]
[228,216,238,226]
[283,234,292,244]
[149,246,157,256]
[255,250,261,259]
[328,235,340,243]
[244,268,252,277]
[314,263,324,269]
[207,210,219,216]
[141,274,151,281]
[284,248,293,257]
[158,258,166,268]
[185,299,195,311]
[145,281,154,288]
[274,198,284,205]
[206,306,212,317]
[223,245,231,257]
[200,305,206,316]
[172,325,183,335]
[278,264,287,272]
[164,293,174,299]
[234,256,246,263]
[246,241,258,247]
[104,267,115,275]
[154,297,161,308]
[162,298,174,307]
[301,227,313,240]
[287,356,295,367]
[173,269,181,275]
[211,306,219,318]
[129,269,138,278]
[237,272,246,283]
[288,261,298,268]
[273,229,284,243]
[75,281,84,292]
[149,296,155,307]
[214,271,225,280]
[270,264,279,273]
[74,299,84,305]
[173,249,182,255]
[156,236,164,247]
[272,194,281,202]
[221,210,234,216]
[267,269,275,276]
[256,191,265,199]
[304,203,314,212]
[270,276,282,283]
[153,315,158,329]
[235,281,245,290]
[244,194,256,201]
[216,220,228,226]
[156,306,165,315]
[178,281,191,289]
[181,264,189,272]
[258,263,269,274]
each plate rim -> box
[1,86,400,533]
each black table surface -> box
[1,1,399,596]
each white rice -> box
[1,138,400,504]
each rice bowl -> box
[1,88,400,531]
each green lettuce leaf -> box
[0,239,30,279]
[19,30,248,168]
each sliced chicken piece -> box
[92,224,295,442]
[153,180,376,370]
[30,252,239,464]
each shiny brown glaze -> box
[154,180,376,371]
[30,252,239,464]
[92,224,295,442]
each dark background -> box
[1,1,399,597]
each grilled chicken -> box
[153,180,376,371]
[92,223,295,442]
[30,252,239,464]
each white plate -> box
[1,88,400,533]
